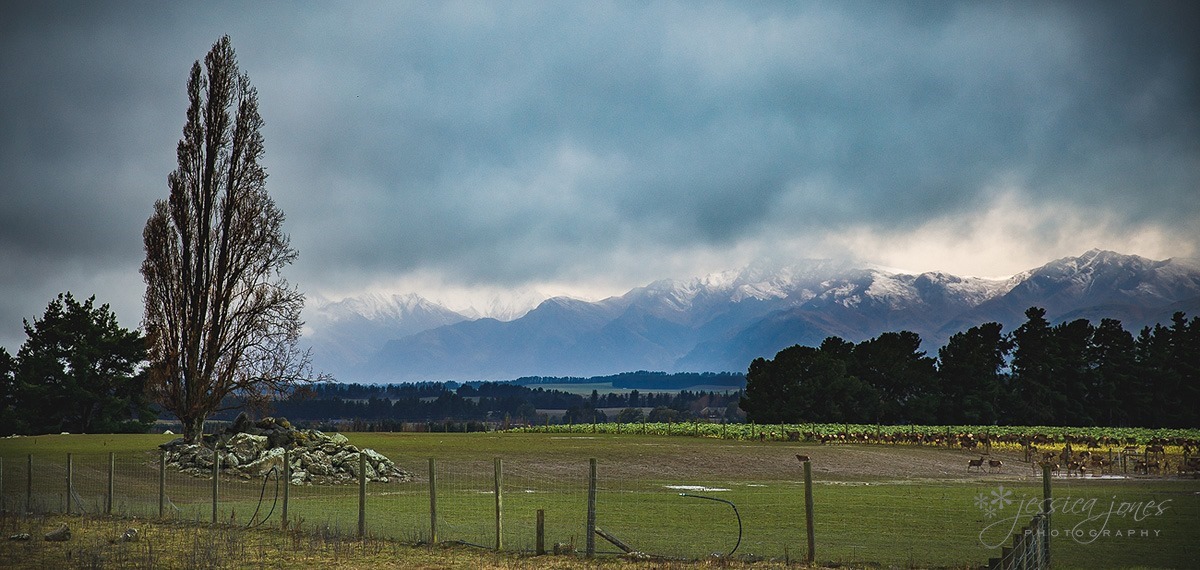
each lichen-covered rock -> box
[227,433,268,464]
[327,433,349,446]
[240,447,285,477]
[159,416,412,485]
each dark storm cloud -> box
[2,1,1198,349]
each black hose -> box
[246,464,280,528]
[678,493,742,557]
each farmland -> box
[2,429,1199,568]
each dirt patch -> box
[489,435,1045,484]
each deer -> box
[968,456,985,472]
[1135,459,1161,475]
[1036,460,1060,476]
[988,458,1004,473]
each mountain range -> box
[302,250,1200,382]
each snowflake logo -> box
[975,486,1014,519]
[990,485,1014,510]
[974,492,990,510]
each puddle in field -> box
[665,485,731,492]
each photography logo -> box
[974,484,1014,519]
[974,485,1172,548]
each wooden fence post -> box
[428,458,438,544]
[536,509,545,555]
[159,448,165,519]
[801,455,816,564]
[1042,463,1052,568]
[282,448,290,529]
[211,448,219,524]
[494,457,503,550]
[358,452,366,538]
[107,451,115,515]
[65,453,72,515]
[586,458,597,557]
[26,454,32,514]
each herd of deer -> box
[1030,449,1120,476]
[765,427,1198,478]
[967,441,1200,478]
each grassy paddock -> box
[2,432,1198,568]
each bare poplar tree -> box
[142,35,312,442]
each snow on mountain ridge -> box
[311,292,456,323]
[312,250,1200,381]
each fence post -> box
[1042,463,1052,568]
[26,454,32,514]
[801,455,816,564]
[536,509,545,555]
[107,451,115,515]
[211,447,219,524]
[65,453,72,515]
[0,456,4,515]
[428,458,437,544]
[159,448,165,519]
[358,452,366,538]
[586,458,597,557]
[282,448,290,529]
[494,457,503,551]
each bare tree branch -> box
[142,35,313,443]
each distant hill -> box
[303,250,1200,382]
[511,371,746,391]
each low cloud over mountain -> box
[304,250,1200,382]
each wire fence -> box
[2,447,1196,567]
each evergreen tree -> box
[851,331,937,423]
[1088,318,1138,426]
[1135,322,1179,428]
[0,348,18,434]
[12,294,155,434]
[1009,307,1056,425]
[1170,313,1200,426]
[741,353,798,424]
[937,322,1011,424]
[742,339,875,424]
[1049,319,1096,425]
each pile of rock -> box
[160,414,412,485]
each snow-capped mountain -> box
[305,251,1200,382]
[936,249,1200,340]
[303,293,468,378]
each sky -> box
[2,1,1198,352]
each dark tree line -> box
[741,308,1199,428]
[513,371,745,391]
[265,381,743,426]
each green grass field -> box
[2,431,1197,568]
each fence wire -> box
[2,441,1198,567]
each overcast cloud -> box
[2,1,1198,351]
